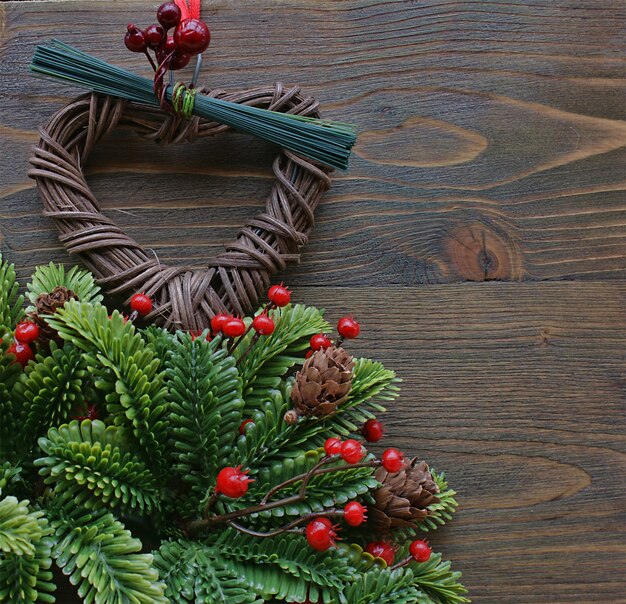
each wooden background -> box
[1,0,625,601]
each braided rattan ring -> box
[28,85,332,330]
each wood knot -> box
[444,223,523,281]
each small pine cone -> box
[29,286,78,345]
[290,346,355,419]
[369,459,440,531]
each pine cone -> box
[29,286,78,344]
[288,346,355,422]
[369,459,440,531]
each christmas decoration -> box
[364,541,396,566]
[289,346,355,422]
[371,459,441,531]
[0,254,467,603]
[310,333,333,352]
[362,418,385,442]
[381,447,406,473]
[410,539,433,563]
[26,0,361,331]
[129,293,154,317]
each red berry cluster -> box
[363,538,432,566]
[124,2,210,71]
[303,500,369,551]
[4,321,40,368]
[208,282,289,341]
[304,315,360,359]
[324,436,403,473]
[211,314,246,338]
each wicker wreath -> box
[28,85,332,330]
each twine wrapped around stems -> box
[28,85,332,331]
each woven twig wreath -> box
[28,85,332,330]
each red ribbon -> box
[174,0,201,20]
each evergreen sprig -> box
[0,259,467,603]
[45,302,170,473]
[0,506,54,604]
[26,262,102,311]
[37,420,161,515]
[165,333,244,513]
[0,253,24,330]
[50,503,167,603]
[13,343,86,457]
[0,496,45,557]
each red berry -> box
[305,350,313,359]
[239,419,254,435]
[7,342,34,368]
[409,539,432,563]
[211,313,231,334]
[267,284,291,307]
[169,51,191,70]
[130,293,153,316]
[344,502,367,527]
[124,24,147,52]
[381,448,405,473]
[215,466,254,498]
[222,317,246,338]
[310,333,332,351]
[365,541,395,566]
[14,322,40,344]
[144,23,165,49]
[362,419,384,443]
[252,313,275,336]
[324,437,342,456]
[305,518,338,551]
[341,439,365,464]
[316,517,333,529]
[156,36,177,64]
[174,18,211,55]
[157,2,182,29]
[337,316,360,339]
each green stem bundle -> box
[30,41,357,170]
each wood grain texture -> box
[0,0,625,602]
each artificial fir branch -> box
[0,256,467,603]
[185,455,379,536]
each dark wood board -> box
[0,0,625,602]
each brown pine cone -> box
[369,458,440,531]
[29,286,78,344]
[287,346,355,422]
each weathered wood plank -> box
[0,0,624,285]
[299,283,626,603]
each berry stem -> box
[226,510,338,538]
[228,303,274,356]
[143,49,157,71]
[390,555,413,570]
[202,491,219,516]
[184,458,378,536]
[234,333,260,367]
[226,520,304,537]
[259,455,337,505]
